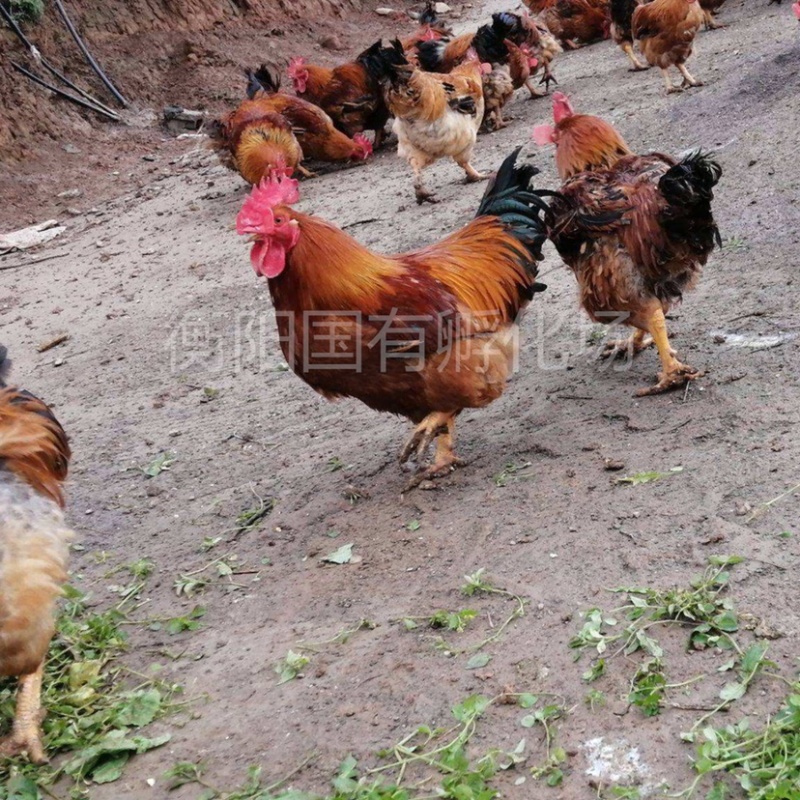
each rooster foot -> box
[601,334,654,361]
[0,728,47,765]
[682,79,704,88]
[464,171,488,183]
[636,364,704,397]
[399,416,450,466]
[403,454,463,492]
[628,64,649,72]
[415,190,439,205]
[666,85,685,94]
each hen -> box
[211,71,308,183]
[537,0,611,49]
[632,0,705,92]
[373,41,487,204]
[236,150,549,487]
[699,0,726,29]
[533,94,722,395]
[0,347,72,763]
[287,41,393,148]
[610,0,648,70]
[242,66,372,169]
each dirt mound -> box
[0,0,368,163]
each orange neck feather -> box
[270,212,402,313]
[555,113,632,179]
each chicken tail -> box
[245,63,280,100]
[0,345,10,387]
[476,148,551,280]
[369,39,413,86]
[0,356,71,508]
[659,150,723,250]
[416,39,447,72]
[473,23,509,64]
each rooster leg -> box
[661,68,683,94]
[402,415,461,491]
[622,43,648,71]
[600,329,654,360]
[296,165,319,179]
[525,77,546,98]
[399,411,451,466]
[458,159,488,183]
[411,158,438,205]
[703,10,725,29]
[373,127,386,150]
[0,663,48,764]
[635,306,703,397]
[677,64,704,88]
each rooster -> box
[610,0,648,70]
[632,0,705,92]
[400,0,453,50]
[287,41,394,148]
[242,66,372,169]
[0,347,72,763]
[533,94,721,395]
[373,40,488,204]
[236,150,549,487]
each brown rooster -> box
[533,94,722,395]
[235,151,549,488]
[287,41,393,148]
[0,347,72,763]
[632,0,705,92]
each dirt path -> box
[2,2,799,797]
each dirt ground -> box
[2,1,800,797]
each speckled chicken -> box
[0,347,73,763]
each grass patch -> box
[0,586,180,797]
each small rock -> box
[53,358,65,367]
[734,501,752,517]
[434,1,451,12]
[319,34,344,50]
[375,6,394,15]
[57,188,82,199]
[604,458,626,471]
[142,154,157,162]
[66,207,82,216]
[63,143,81,154]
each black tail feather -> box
[477,148,551,268]
[659,150,722,254]
[416,39,446,72]
[370,40,410,84]
[0,345,9,387]
[245,64,279,99]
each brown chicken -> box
[287,41,393,147]
[210,72,308,183]
[373,41,487,204]
[241,66,372,168]
[235,150,549,488]
[533,94,722,395]
[632,0,705,92]
[537,0,611,48]
[610,0,648,70]
[0,347,72,763]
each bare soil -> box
[2,1,800,798]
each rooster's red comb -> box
[236,173,300,235]
[287,57,306,75]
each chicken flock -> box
[1,0,797,767]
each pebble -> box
[375,7,394,14]
[434,2,451,12]
[57,188,82,199]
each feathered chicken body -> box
[287,41,394,147]
[610,0,648,69]
[0,348,73,764]
[535,95,722,395]
[373,41,487,204]
[632,0,705,92]
[236,150,549,487]
[537,0,611,48]
[240,66,372,168]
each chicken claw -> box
[415,188,440,205]
[400,412,461,491]
[600,330,654,360]
[0,666,48,765]
[636,364,704,397]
